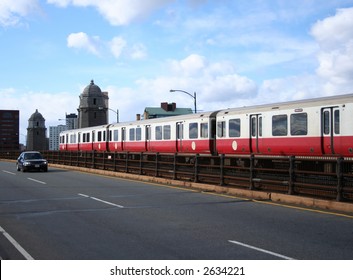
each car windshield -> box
[24,153,43,160]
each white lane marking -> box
[0,225,34,260]
[27,178,46,185]
[78,193,124,208]
[2,170,16,175]
[228,240,295,260]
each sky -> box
[1,0,353,144]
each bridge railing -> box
[1,150,352,203]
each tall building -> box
[0,110,19,151]
[65,113,78,130]
[27,109,48,151]
[77,80,109,128]
[49,125,67,150]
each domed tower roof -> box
[82,79,102,96]
[28,109,45,122]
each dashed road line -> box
[0,225,34,260]
[2,170,16,175]
[27,178,46,185]
[228,240,295,260]
[78,193,124,208]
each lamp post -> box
[99,107,119,123]
[170,89,197,114]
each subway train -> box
[59,93,353,157]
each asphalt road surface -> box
[1,160,353,260]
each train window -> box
[217,121,226,138]
[177,123,183,140]
[272,114,288,136]
[201,123,208,138]
[113,130,119,141]
[136,127,142,141]
[70,134,76,143]
[323,111,330,135]
[108,130,112,141]
[103,131,106,141]
[334,110,340,134]
[229,119,240,137]
[251,117,256,137]
[189,123,198,139]
[78,133,81,143]
[98,131,102,141]
[129,128,135,141]
[156,126,162,140]
[163,125,171,140]
[122,129,125,141]
[146,126,151,140]
[259,117,262,136]
[290,113,307,135]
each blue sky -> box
[1,0,353,144]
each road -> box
[0,160,353,260]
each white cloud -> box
[130,43,147,60]
[67,32,147,60]
[311,7,353,94]
[109,36,127,59]
[67,32,100,55]
[47,0,172,25]
[0,0,39,26]
[170,54,206,77]
[2,88,78,143]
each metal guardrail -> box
[1,150,353,203]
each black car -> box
[17,151,48,172]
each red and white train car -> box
[60,111,218,155]
[215,94,353,157]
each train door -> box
[176,122,183,152]
[321,107,340,155]
[121,127,126,151]
[249,114,262,154]
[145,125,151,151]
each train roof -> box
[109,110,217,128]
[217,93,353,116]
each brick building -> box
[0,110,19,151]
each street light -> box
[99,107,119,123]
[170,89,197,114]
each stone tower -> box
[27,109,48,151]
[77,80,109,128]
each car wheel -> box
[16,164,20,171]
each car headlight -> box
[43,161,48,165]
[23,161,31,166]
